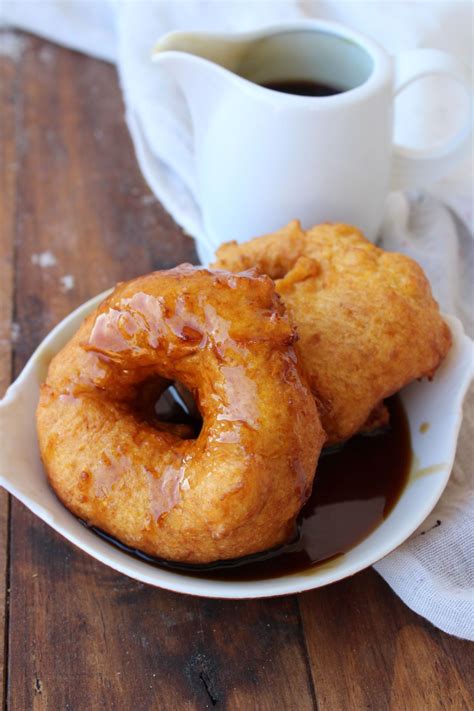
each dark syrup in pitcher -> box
[86,395,411,581]
[261,78,344,96]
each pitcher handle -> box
[391,49,472,190]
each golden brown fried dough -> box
[37,265,324,563]
[213,222,451,444]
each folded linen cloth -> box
[1,0,472,638]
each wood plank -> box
[0,28,22,708]
[299,568,474,711]
[11,517,315,710]
[7,36,315,710]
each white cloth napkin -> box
[1,1,473,639]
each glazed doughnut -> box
[37,266,324,564]
[213,222,451,444]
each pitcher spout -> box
[152,30,252,74]
[152,33,241,151]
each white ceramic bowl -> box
[0,292,472,598]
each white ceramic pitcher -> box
[152,20,472,262]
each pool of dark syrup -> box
[261,79,344,97]
[87,395,412,581]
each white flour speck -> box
[31,251,57,268]
[0,31,26,62]
[11,322,21,343]
[140,194,156,206]
[60,274,75,291]
[38,45,54,65]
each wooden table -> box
[1,33,472,711]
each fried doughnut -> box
[213,222,451,444]
[36,265,324,564]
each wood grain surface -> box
[0,33,473,711]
